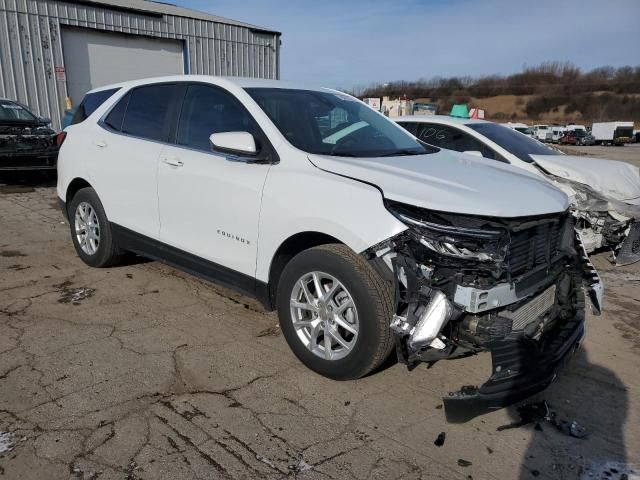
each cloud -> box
[182,0,640,89]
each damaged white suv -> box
[57,76,603,420]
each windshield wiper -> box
[327,151,361,157]
[378,149,423,157]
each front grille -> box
[508,219,563,277]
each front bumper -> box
[443,312,585,422]
[0,152,58,171]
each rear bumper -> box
[443,314,585,423]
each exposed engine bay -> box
[366,200,604,421]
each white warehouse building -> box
[0,0,281,129]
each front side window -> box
[467,123,558,163]
[120,84,179,142]
[0,100,37,122]
[177,84,259,152]
[71,88,120,125]
[407,122,505,162]
[246,88,434,157]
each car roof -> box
[393,114,488,126]
[86,75,334,95]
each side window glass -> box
[397,122,418,136]
[103,93,129,132]
[71,88,120,125]
[415,123,449,147]
[121,84,177,141]
[177,85,258,152]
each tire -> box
[276,244,394,380]
[67,187,122,268]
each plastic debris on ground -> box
[497,400,588,438]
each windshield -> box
[0,100,38,122]
[245,88,434,157]
[467,123,558,163]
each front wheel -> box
[276,244,394,380]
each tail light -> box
[55,131,67,147]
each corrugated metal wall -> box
[0,0,280,129]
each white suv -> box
[57,76,602,420]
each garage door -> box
[61,27,184,106]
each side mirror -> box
[39,116,51,125]
[209,132,257,156]
[463,150,483,157]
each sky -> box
[179,0,640,90]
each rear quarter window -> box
[71,88,120,125]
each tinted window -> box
[410,123,505,161]
[467,123,558,162]
[103,93,130,132]
[397,121,418,135]
[71,88,120,125]
[177,85,259,152]
[121,84,178,142]
[246,88,435,157]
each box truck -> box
[592,122,634,145]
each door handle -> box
[94,140,107,148]
[162,158,184,167]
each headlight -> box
[385,200,508,263]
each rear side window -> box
[176,84,259,152]
[120,84,180,142]
[103,93,129,131]
[71,88,120,125]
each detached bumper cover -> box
[444,314,585,423]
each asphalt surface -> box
[1,147,639,479]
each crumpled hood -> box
[530,154,640,202]
[308,150,569,218]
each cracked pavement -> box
[0,180,639,479]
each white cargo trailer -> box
[592,122,634,145]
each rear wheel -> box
[276,244,394,380]
[68,187,122,267]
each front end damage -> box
[367,201,603,422]
[550,176,640,266]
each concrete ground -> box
[1,147,639,479]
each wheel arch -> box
[265,231,344,310]
[66,177,93,205]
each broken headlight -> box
[385,200,508,263]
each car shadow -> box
[512,347,628,479]
[0,170,56,190]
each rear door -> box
[157,83,272,278]
[92,83,182,239]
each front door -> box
[157,84,272,278]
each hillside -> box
[361,62,640,125]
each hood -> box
[531,154,640,202]
[308,150,569,218]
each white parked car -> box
[396,115,640,265]
[57,76,602,420]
